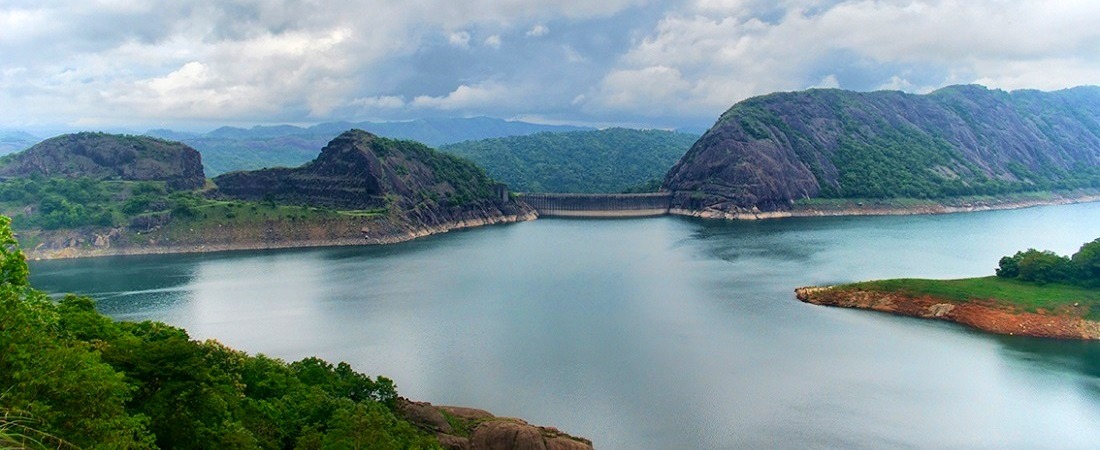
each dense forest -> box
[0,216,439,449]
[440,128,698,193]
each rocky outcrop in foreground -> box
[0,132,205,190]
[796,286,1100,339]
[397,399,593,450]
[665,85,1100,215]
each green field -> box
[847,277,1100,319]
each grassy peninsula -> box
[797,238,1100,339]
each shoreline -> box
[795,286,1100,340]
[670,191,1100,220]
[21,191,1100,260]
[25,210,537,260]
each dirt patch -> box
[796,286,1100,340]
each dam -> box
[520,192,672,217]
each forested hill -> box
[663,85,1100,213]
[440,128,699,193]
[0,132,206,190]
[147,117,591,176]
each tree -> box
[0,216,27,287]
[996,254,1020,279]
[1072,237,1100,285]
[1015,249,1074,284]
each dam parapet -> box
[521,192,671,217]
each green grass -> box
[846,276,1100,319]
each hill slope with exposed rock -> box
[213,129,533,231]
[663,85,1100,215]
[0,132,205,190]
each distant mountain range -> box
[1,117,591,176]
[0,130,39,156]
[143,117,591,176]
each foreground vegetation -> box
[0,216,439,449]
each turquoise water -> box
[30,202,1100,449]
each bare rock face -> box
[0,132,205,190]
[397,399,594,450]
[664,85,1100,214]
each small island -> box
[796,238,1100,339]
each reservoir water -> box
[29,202,1100,449]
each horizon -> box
[4,82,1095,138]
[3,1,1100,133]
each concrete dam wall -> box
[521,193,671,217]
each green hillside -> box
[440,128,698,193]
[665,85,1100,212]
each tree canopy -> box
[996,238,1100,287]
[0,215,439,449]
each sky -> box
[1,0,1099,133]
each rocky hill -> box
[663,85,1100,214]
[0,132,205,190]
[440,128,698,193]
[214,129,531,227]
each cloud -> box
[583,0,1100,123]
[484,34,502,49]
[0,0,1098,130]
[448,31,471,48]
[410,83,518,110]
[0,0,647,128]
[526,24,549,37]
[351,95,407,109]
[812,74,839,89]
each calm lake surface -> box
[30,202,1100,449]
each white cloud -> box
[1,0,1099,129]
[0,0,647,128]
[484,34,502,49]
[526,24,549,37]
[812,74,839,89]
[410,83,517,110]
[563,45,587,63]
[448,31,471,48]
[585,0,1100,121]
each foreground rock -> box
[795,286,1100,339]
[397,399,594,450]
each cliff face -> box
[0,132,205,190]
[213,129,531,227]
[664,85,1100,214]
